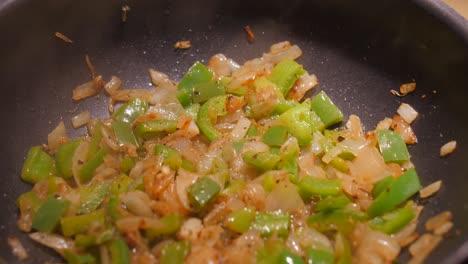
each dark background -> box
[0,0,467,263]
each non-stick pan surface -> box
[0,0,467,263]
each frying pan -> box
[0,0,467,263]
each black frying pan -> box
[0,0,467,263]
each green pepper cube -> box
[109,239,131,264]
[21,146,57,184]
[192,80,226,104]
[79,148,108,183]
[243,151,281,171]
[154,144,183,170]
[146,213,183,239]
[160,241,191,264]
[369,202,415,234]
[377,130,410,164]
[315,194,351,212]
[308,208,367,234]
[197,95,227,141]
[256,239,285,264]
[112,121,139,147]
[268,59,305,95]
[134,119,178,139]
[185,103,200,120]
[177,62,214,106]
[310,91,343,128]
[306,248,335,264]
[55,140,80,179]
[61,210,106,237]
[371,176,395,198]
[263,126,288,146]
[78,183,111,214]
[278,250,305,264]
[298,177,342,197]
[226,207,256,233]
[112,98,148,124]
[253,211,290,237]
[273,100,299,115]
[63,250,96,264]
[87,123,103,161]
[188,177,221,210]
[367,168,420,217]
[120,157,136,174]
[278,101,320,146]
[32,196,70,233]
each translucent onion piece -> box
[71,111,91,128]
[397,103,418,124]
[29,232,75,256]
[440,140,457,157]
[48,121,68,154]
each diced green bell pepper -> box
[61,210,106,237]
[79,148,108,183]
[110,174,132,195]
[63,250,96,264]
[308,208,367,234]
[78,183,111,214]
[16,191,41,216]
[310,91,343,128]
[192,79,226,104]
[177,62,214,106]
[278,100,323,146]
[112,98,148,124]
[243,151,281,171]
[21,146,57,184]
[315,194,351,212]
[221,179,245,196]
[298,177,342,197]
[146,213,183,239]
[263,126,288,146]
[257,239,285,264]
[278,250,305,264]
[120,157,135,174]
[185,103,200,120]
[377,130,410,164]
[154,144,183,170]
[32,196,70,233]
[112,121,139,147]
[160,241,191,264]
[306,248,335,264]
[273,100,299,115]
[109,239,131,264]
[367,168,420,217]
[253,211,290,237]
[55,140,80,179]
[88,123,103,161]
[107,195,122,222]
[75,228,114,248]
[187,177,221,210]
[197,95,227,141]
[268,59,305,95]
[134,119,178,139]
[369,202,415,234]
[371,176,395,198]
[226,207,256,233]
[335,232,352,264]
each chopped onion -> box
[391,114,418,144]
[208,54,233,77]
[287,73,318,101]
[346,115,365,140]
[110,89,153,103]
[425,211,452,231]
[8,236,28,260]
[48,121,68,154]
[349,145,389,183]
[353,224,400,264]
[231,117,251,141]
[71,140,89,186]
[265,179,304,212]
[433,221,453,235]
[104,76,122,95]
[72,75,104,101]
[178,218,203,241]
[375,117,393,131]
[440,140,456,157]
[176,169,199,211]
[263,44,302,64]
[322,139,367,164]
[408,234,442,264]
[71,111,91,128]
[419,180,442,198]
[400,82,416,95]
[397,103,418,124]
[29,232,75,256]
[120,191,154,217]
[148,68,176,90]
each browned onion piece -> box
[391,114,418,144]
[72,75,104,101]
